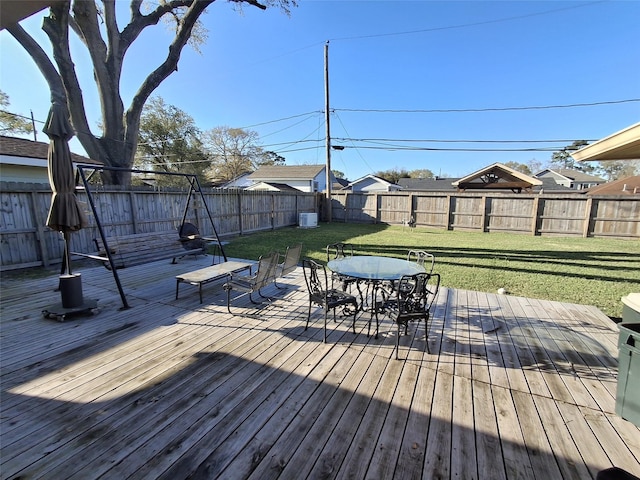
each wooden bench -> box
[72,231,209,270]
[175,260,254,303]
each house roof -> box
[585,176,640,195]
[0,1,52,30]
[397,178,461,191]
[452,162,542,192]
[572,122,640,162]
[535,168,605,183]
[246,182,301,192]
[0,135,101,165]
[248,164,325,180]
[345,174,398,189]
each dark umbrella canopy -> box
[44,102,87,274]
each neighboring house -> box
[398,177,460,191]
[333,177,350,191]
[534,168,605,191]
[245,182,302,192]
[452,163,542,193]
[0,135,101,184]
[220,172,254,189]
[342,174,402,192]
[586,176,640,195]
[247,164,332,193]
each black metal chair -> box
[223,251,278,314]
[407,249,435,274]
[275,243,302,289]
[382,272,440,359]
[302,259,359,343]
[326,242,357,291]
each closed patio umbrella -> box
[44,101,87,276]
[42,101,93,315]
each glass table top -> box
[327,255,425,281]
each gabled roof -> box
[343,174,401,191]
[248,164,325,180]
[397,177,460,191]
[0,135,100,165]
[572,122,640,162]
[585,176,640,195]
[535,168,605,183]
[452,163,542,192]
[245,182,301,192]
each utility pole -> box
[324,41,332,222]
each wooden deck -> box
[1,255,639,479]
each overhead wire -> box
[328,1,606,42]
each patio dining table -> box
[327,255,426,337]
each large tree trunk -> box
[6,0,241,185]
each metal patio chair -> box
[302,259,359,343]
[407,249,435,274]
[223,250,278,314]
[382,271,440,359]
[326,242,358,291]
[275,243,303,289]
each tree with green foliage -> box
[135,97,208,187]
[550,140,593,172]
[5,0,296,186]
[375,168,410,184]
[0,91,33,136]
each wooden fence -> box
[330,191,640,238]
[0,183,318,271]
[1,184,638,271]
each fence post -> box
[583,197,594,238]
[481,195,489,232]
[531,196,541,236]
[446,194,454,230]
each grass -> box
[221,222,640,320]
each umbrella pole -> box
[64,231,72,275]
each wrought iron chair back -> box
[407,250,435,274]
[326,242,356,291]
[302,259,359,343]
[389,271,440,359]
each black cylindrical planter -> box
[60,274,84,308]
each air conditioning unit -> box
[299,212,318,228]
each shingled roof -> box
[0,135,101,164]
[248,164,325,180]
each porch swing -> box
[74,164,227,309]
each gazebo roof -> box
[452,162,542,193]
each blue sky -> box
[1,0,639,180]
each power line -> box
[331,137,597,144]
[329,1,606,42]
[334,99,640,114]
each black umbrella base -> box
[42,299,99,322]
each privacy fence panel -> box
[487,196,535,234]
[414,194,449,228]
[590,197,640,238]
[2,183,639,271]
[331,191,640,240]
[0,183,318,271]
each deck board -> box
[1,256,639,480]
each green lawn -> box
[222,222,640,320]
